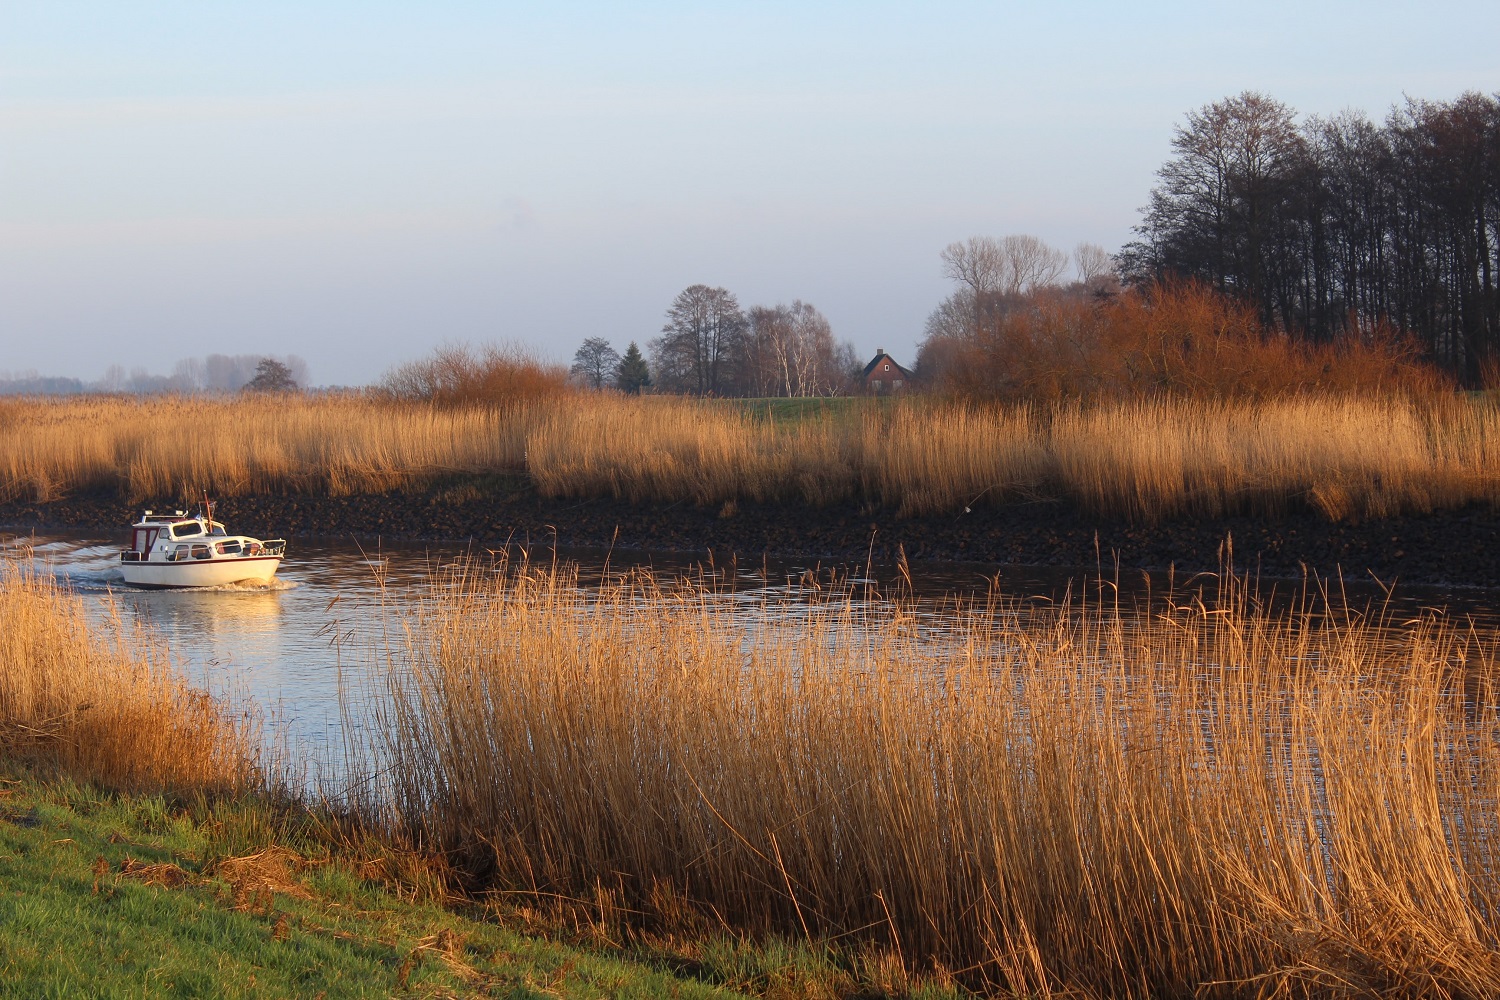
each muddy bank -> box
[3,484,1497,590]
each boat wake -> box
[103,577,303,594]
[193,577,302,593]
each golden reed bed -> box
[0,559,254,792]
[360,557,1500,998]
[2,391,1499,521]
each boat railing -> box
[120,538,285,562]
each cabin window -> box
[191,544,211,560]
[172,523,203,539]
[215,540,241,555]
[169,544,190,562]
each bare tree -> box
[942,233,1069,313]
[923,293,980,344]
[999,234,1069,294]
[651,285,748,395]
[1073,242,1118,293]
[940,237,1006,296]
[1125,91,1306,326]
[569,337,621,389]
[1073,242,1112,283]
[745,300,844,396]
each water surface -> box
[8,529,1497,786]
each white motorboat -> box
[119,501,286,589]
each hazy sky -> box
[3,2,1497,385]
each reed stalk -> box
[357,558,1500,997]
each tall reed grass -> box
[0,557,255,792]
[3,391,1498,521]
[357,558,1500,998]
[0,393,536,502]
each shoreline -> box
[3,484,1498,590]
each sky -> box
[2,2,1497,386]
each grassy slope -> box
[0,777,754,1000]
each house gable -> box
[862,348,911,393]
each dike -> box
[3,483,1498,590]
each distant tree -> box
[997,235,1070,294]
[940,237,1006,296]
[1073,242,1117,291]
[831,340,863,393]
[615,341,652,394]
[744,301,848,396]
[570,337,621,389]
[942,234,1069,298]
[1123,91,1306,327]
[243,358,299,393]
[651,285,748,395]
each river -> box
[7,528,1498,789]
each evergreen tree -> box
[615,341,652,394]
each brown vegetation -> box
[360,556,1500,998]
[0,393,537,502]
[378,342,570,409]
[919,279,1449,401]
[3,388,1499,523]
[0,558,254,792]
[528,392,1500,520]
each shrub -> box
[379,343,569,409]
[921,279,1450,402]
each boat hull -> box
[120,555,283,589]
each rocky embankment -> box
[3,480,1498,589]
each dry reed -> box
[528,392,1500,520]
[3,391,1498,522]
[0,556,254,792]
[0,393,537,502]
[357,557,1500,998]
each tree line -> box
[0,354,307,396]
[1121,90,1500,385]
[572,285,861,397]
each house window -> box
[893,379,904,389]
[872,379,883,391]
[883,364,890,371]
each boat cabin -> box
[123,510,278,564]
